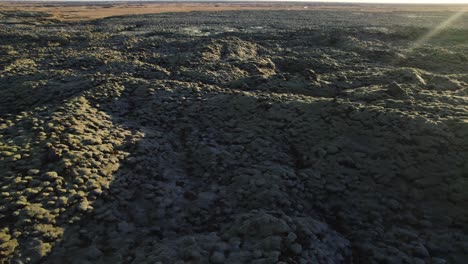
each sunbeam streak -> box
[408,9,466,52]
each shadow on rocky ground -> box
[43,78,467,264]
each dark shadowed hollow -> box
[0,8,467,264]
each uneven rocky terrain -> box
[0,7,467,264]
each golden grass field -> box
[1,1,467,21]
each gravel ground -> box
[0,9,467,264]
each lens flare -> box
[407,9,466,52]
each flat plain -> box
[0,2,467,264]
[1,1,467,21]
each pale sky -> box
[304,0,468,3]
[9,0,468,3]
[10,0,468,3]
[292,0,468,2]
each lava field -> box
[0,8,467,264]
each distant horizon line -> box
[0,0,468,5]
[2,0,468,4]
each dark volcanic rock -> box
[0,9,467,264]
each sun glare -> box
[354,0,465,2]
[299,0,468,3]
[407,9,466,52]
